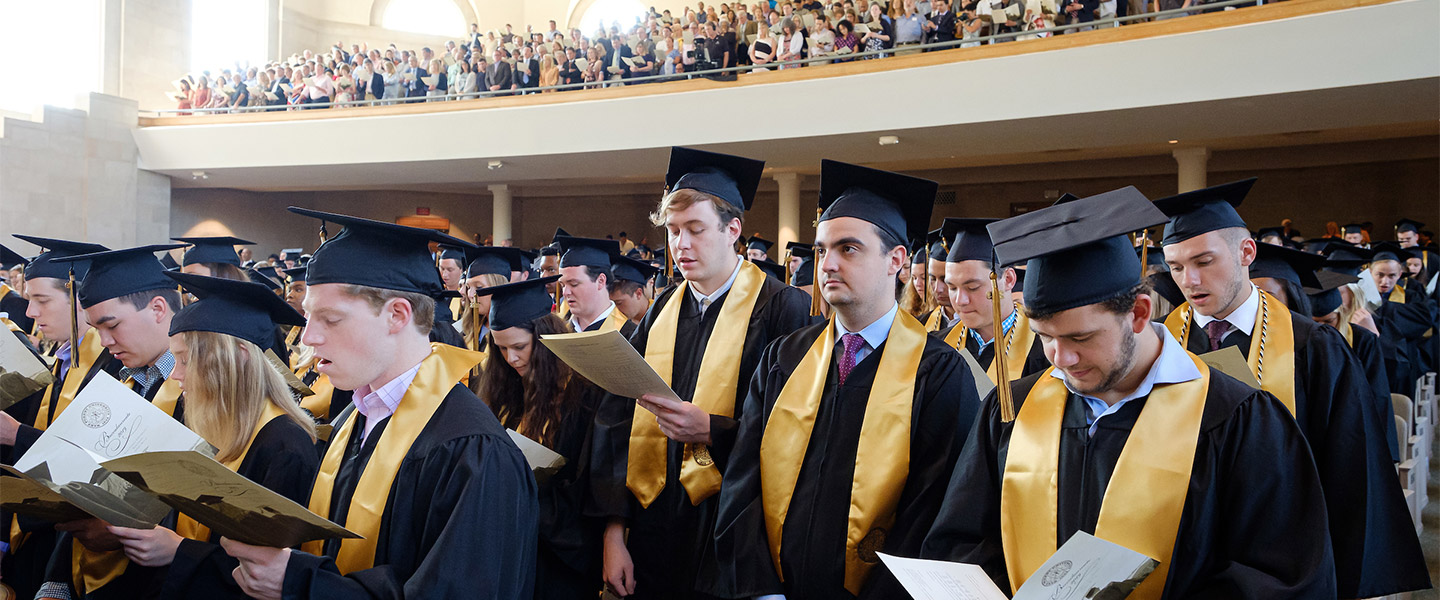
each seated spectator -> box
[227,73,250,111]
[834,19,860,60]
[810,16,836,64]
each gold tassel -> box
[1137,230,1150,281]
[810,209,823,317]
[67,267,79,370]
[991,271,1015,422]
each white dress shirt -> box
[1193,283,1260,343]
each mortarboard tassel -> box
[810,209,823,317]
[991,271,1016,422]
[67,266,80,370]
[1137,230,1150,281]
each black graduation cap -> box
[1396,218,1425,234]
[665,147,766,212]
[245,267,282,291]
[433,289,461,324]
[551,227,571,242]
[754,260,786,281]
[941,218,998,264]
[1341,223,1364,235]
[556,236,620,270]
[1137,245,1166,268]
[1370,242,1409,264]
[437,245,468,266]
[1051,193,1080,206]
[1152,178,1257,245]
[1255,227,1287,241]
[786,241,814,259]
[254,264,282,282]
[288,207,474,295]
[1321,241,1374,276]
[173,236,253,267]
[988,186,1169,314]
[464,246,528,278]
[908,239,927,264]
[0,244,24,270]
[282,266,308,281]
[792,257,815,286]
[1011,266,1027,293]
[160,252,181,271]
[473,275,561,331]
[11,236,109,281]
[1306,270,1358,318]
[1147,271,1187,307]
[1249,242,1324,289]
[52,244,187,309]
[818,160,937,246]
[611,254,659,285]
[925,228,947,261]
[746,235,774,253]
[165,272,306,348]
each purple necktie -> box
[1204,320,1230,352]
[838,333,865,386]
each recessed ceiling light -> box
[1168,140,1179,144]
[878,135,900,146]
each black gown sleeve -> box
[280,431,538,600]
[1350,326,1400,461]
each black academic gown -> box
[1375,287,1435,393]
[936,322,1050,379]
[281,384,538,600]
[1,288,34,333]
[505,385,605,600]
[921,370,1338,597]
[1180,309,1428,596]
[704,323,980,599]
[1348,325,1401,462]
[588,275,812,600]
[162,417,321,599]
[0,348,121,600]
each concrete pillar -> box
[489,184,512,245]
[1172,147,1211,193]
[774,172,802,248]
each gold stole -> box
[1338,320,1355,348]
[1389,286,1406,304]
[1163,291,1296,414]
[300,371,336,421]
[626,261,765,507]
[73,369,184,592]
[923,308,946,333]
[760,311,925,594]
[1000,357,1210,598]
[449,297,463,319]
[36,332,106,430]
[596,306,630,333]
[176,403,288,542]
[302,343,483,573]
[556,300,571,319]
[284,327,302,370]
[943,310,1037,384]
[1,316,17,332]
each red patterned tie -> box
[1204,320,1230,352]
[838,333,865,386]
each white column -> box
[489,184,512,245]
[1172,147,1211,193]
[774,172,802,248]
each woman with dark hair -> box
[475,275,603,600]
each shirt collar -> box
[120,350,176,388]
[688,256,744,307]
[353,356,427,419]
[969,305,1018,348]
[571,301,617,331]
[1194,283,1259,336]
[836,302,899,351]
[1051,324,1202,436]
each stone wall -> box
[0,94,171,255]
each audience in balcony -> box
[170,0,1237,114]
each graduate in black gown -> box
[554,236,639,337]
[704,161,979,599]
[1306,269,1402,461]
[219,208,537,600]
[476,275,605,599]
[1153,180,1428,597]
[100,272,319,600]
[588,148,811,599]
[922,185,1338,598]
[1370,242,1436,392]
[37,244,191,600]
[0,237,116,600]
[933,218,1048,381]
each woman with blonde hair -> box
[105,272,318,599]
